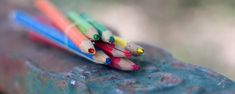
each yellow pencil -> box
[114,36,144,55]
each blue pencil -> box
[11,10,111,65]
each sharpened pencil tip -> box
[105,58,111,65]
[109,36,115,43]
[137,48,144,55]
[123,50,132,58]
[93,34,100,41]
[88,48,96,54]
[132,65,140,71]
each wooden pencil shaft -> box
[67,11,100,41]
[95,42,132,58]
[80,13,114,43]
[68,11,93,34]
[110,57,140,71]
[94,42,114,56]
[114,36,144,55]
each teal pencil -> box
[67,11,100,41]
[80,13,115,43]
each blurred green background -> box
[4,0,235,81]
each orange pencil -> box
[35,0,95,54]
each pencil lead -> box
[109,36,115,43]
[88,48,96,54]
[132,65,140,71]
[137,48,144,55]
[105,58,111,65]
[93,34,100,41]
[123,50,132,58]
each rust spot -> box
[160,74,182,84]
[186,86,206,94]
[57,80,67,89]
[172,63,186,69]
[0,55,26,75]
[0,55,27,93]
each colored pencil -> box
[79,13,115,43]
[35,0,96,54]
[110,57,140,71]
[23,14,139,71]
[29,32,110,65]
[28,32,63,49]
[94,41,132,58]
[29,31,139,71]
[67,11,100,41]
[114,36,144,55]
[12,11,110,65]
[30,32,139,71]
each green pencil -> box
[67,11,100,41]
[79,13,115,43]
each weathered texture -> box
[0,1,235,93]
[0,30,235,94]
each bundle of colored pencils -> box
[11,0,144,71]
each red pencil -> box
[28,32,62,49]
[94,42,132,58]
[110,57,140,71]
